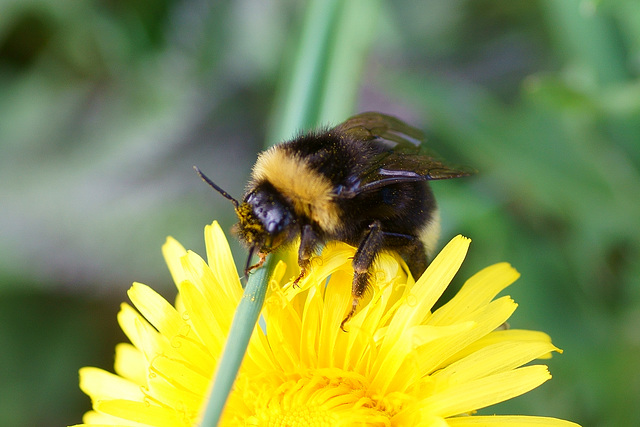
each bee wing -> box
[335,111,426,149]
[334,112,475,197]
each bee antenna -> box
[193,166,239,208]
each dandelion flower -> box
[73,221,580,427]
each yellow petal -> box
[79,367,143,402]
[429,262,520,325]
[298,284,323,367]
[370,236,470,389]
[419,365,552,418]
[318,275,352,367]
[391,412,449,427]
[117,303,162,360]
[146,356,206,410]
[177,280,226,357]
[182,250,239,333]
[78,409,126,425]
[372,322,475,394]
[446,415,582,426]
[406,235,471,323]
[430,340,559,391]
[114,343,147,385]
[128,282,185,339]
[417,297,518,377]
[95,399,183,427]
[297,243,354,291]
[162,236,188,286]
[205,221,243,296]
[381,235,470,354]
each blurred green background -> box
[1,0,639,426]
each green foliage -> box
[1,1,638,426]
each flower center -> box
[229,370,394,426]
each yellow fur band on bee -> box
[251,146,341,233]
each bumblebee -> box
[196,112,473,330]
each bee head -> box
[194,166,296,275]
[234,186,295,252]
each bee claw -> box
[245,251,267,275]
[292,267,308,289]
[340,298,359,332]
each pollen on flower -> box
[232,371,387,427]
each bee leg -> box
[293,224,318,288]
[341,220,385,331]
[394,237,428,280]
[245,251,267,275]
[371,231,428,281]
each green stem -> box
[267,0,343,143]
[199,254,276,426]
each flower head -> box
[74,221,579,427]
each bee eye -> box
[246,188,292,236]
[264,207,289,233]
